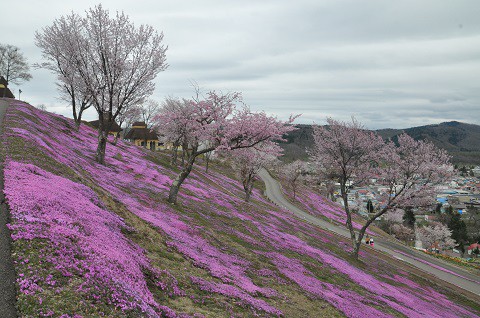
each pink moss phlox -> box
[255,222,475,318]
[4,102,477,318]
[154,269,186,297]
[266,252,392,318]
[3,161,164,316]
[190,277,282,316]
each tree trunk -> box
[168,153,196,204]
[243,181,253,202]
[74,107,83,131]
[352,239,363,259]
[340,183,370,260]
[171,145,178,165]
[181,145,186,166]
[2,79,7,97]
[74,120,81,131]
[96,132,107,164]
[341,184,358,257]
[71,89,79,127]
[205,152,211,173]
[244,190,251,202]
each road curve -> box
[258,168,480,297]
[0,99,17,317]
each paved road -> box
[0,99,17,318]
[258,168,480,297]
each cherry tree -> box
[227,142,282,202]
[391,224,415,244]
[35,15,92,128]
[203,140,215,173]
[284,160,309,199]
[155,91,298,204]
[417,222,455,252]
[35,5,167,164]
[156,97,191,165]
[0,44,32,96]
[383,208,404,234]
[312,118,451,258]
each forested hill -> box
[280,121,480,165]
[377,121,480,165]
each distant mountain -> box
[281,121,480,165]
[377,121,480,165]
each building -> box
[88,119,123,138]
[467,243,480,256]
[124,121,162,151]
[0,76,14,98]
[473,166,480,177]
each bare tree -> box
[35,5,168,163]
[140,100,161,127]
[0,44,32,96]
[35,15,92,129]
[117,105,142,135]
[36,104,47,111]
[138,100,161,148]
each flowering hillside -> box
[2,100,479,317]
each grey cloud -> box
[2,0,480,129]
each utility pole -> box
[18,89,22,100]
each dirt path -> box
[258,168,480,299]
[0,99,18,318]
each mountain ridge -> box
[281,121,480,164]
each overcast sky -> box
[2,0,479,129]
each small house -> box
[124,121,162,151]
[467,243,480,256]
[88,119,123,138]
[0,76,14,98]
[451,203,467,215]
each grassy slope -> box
[1,100,479,318]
